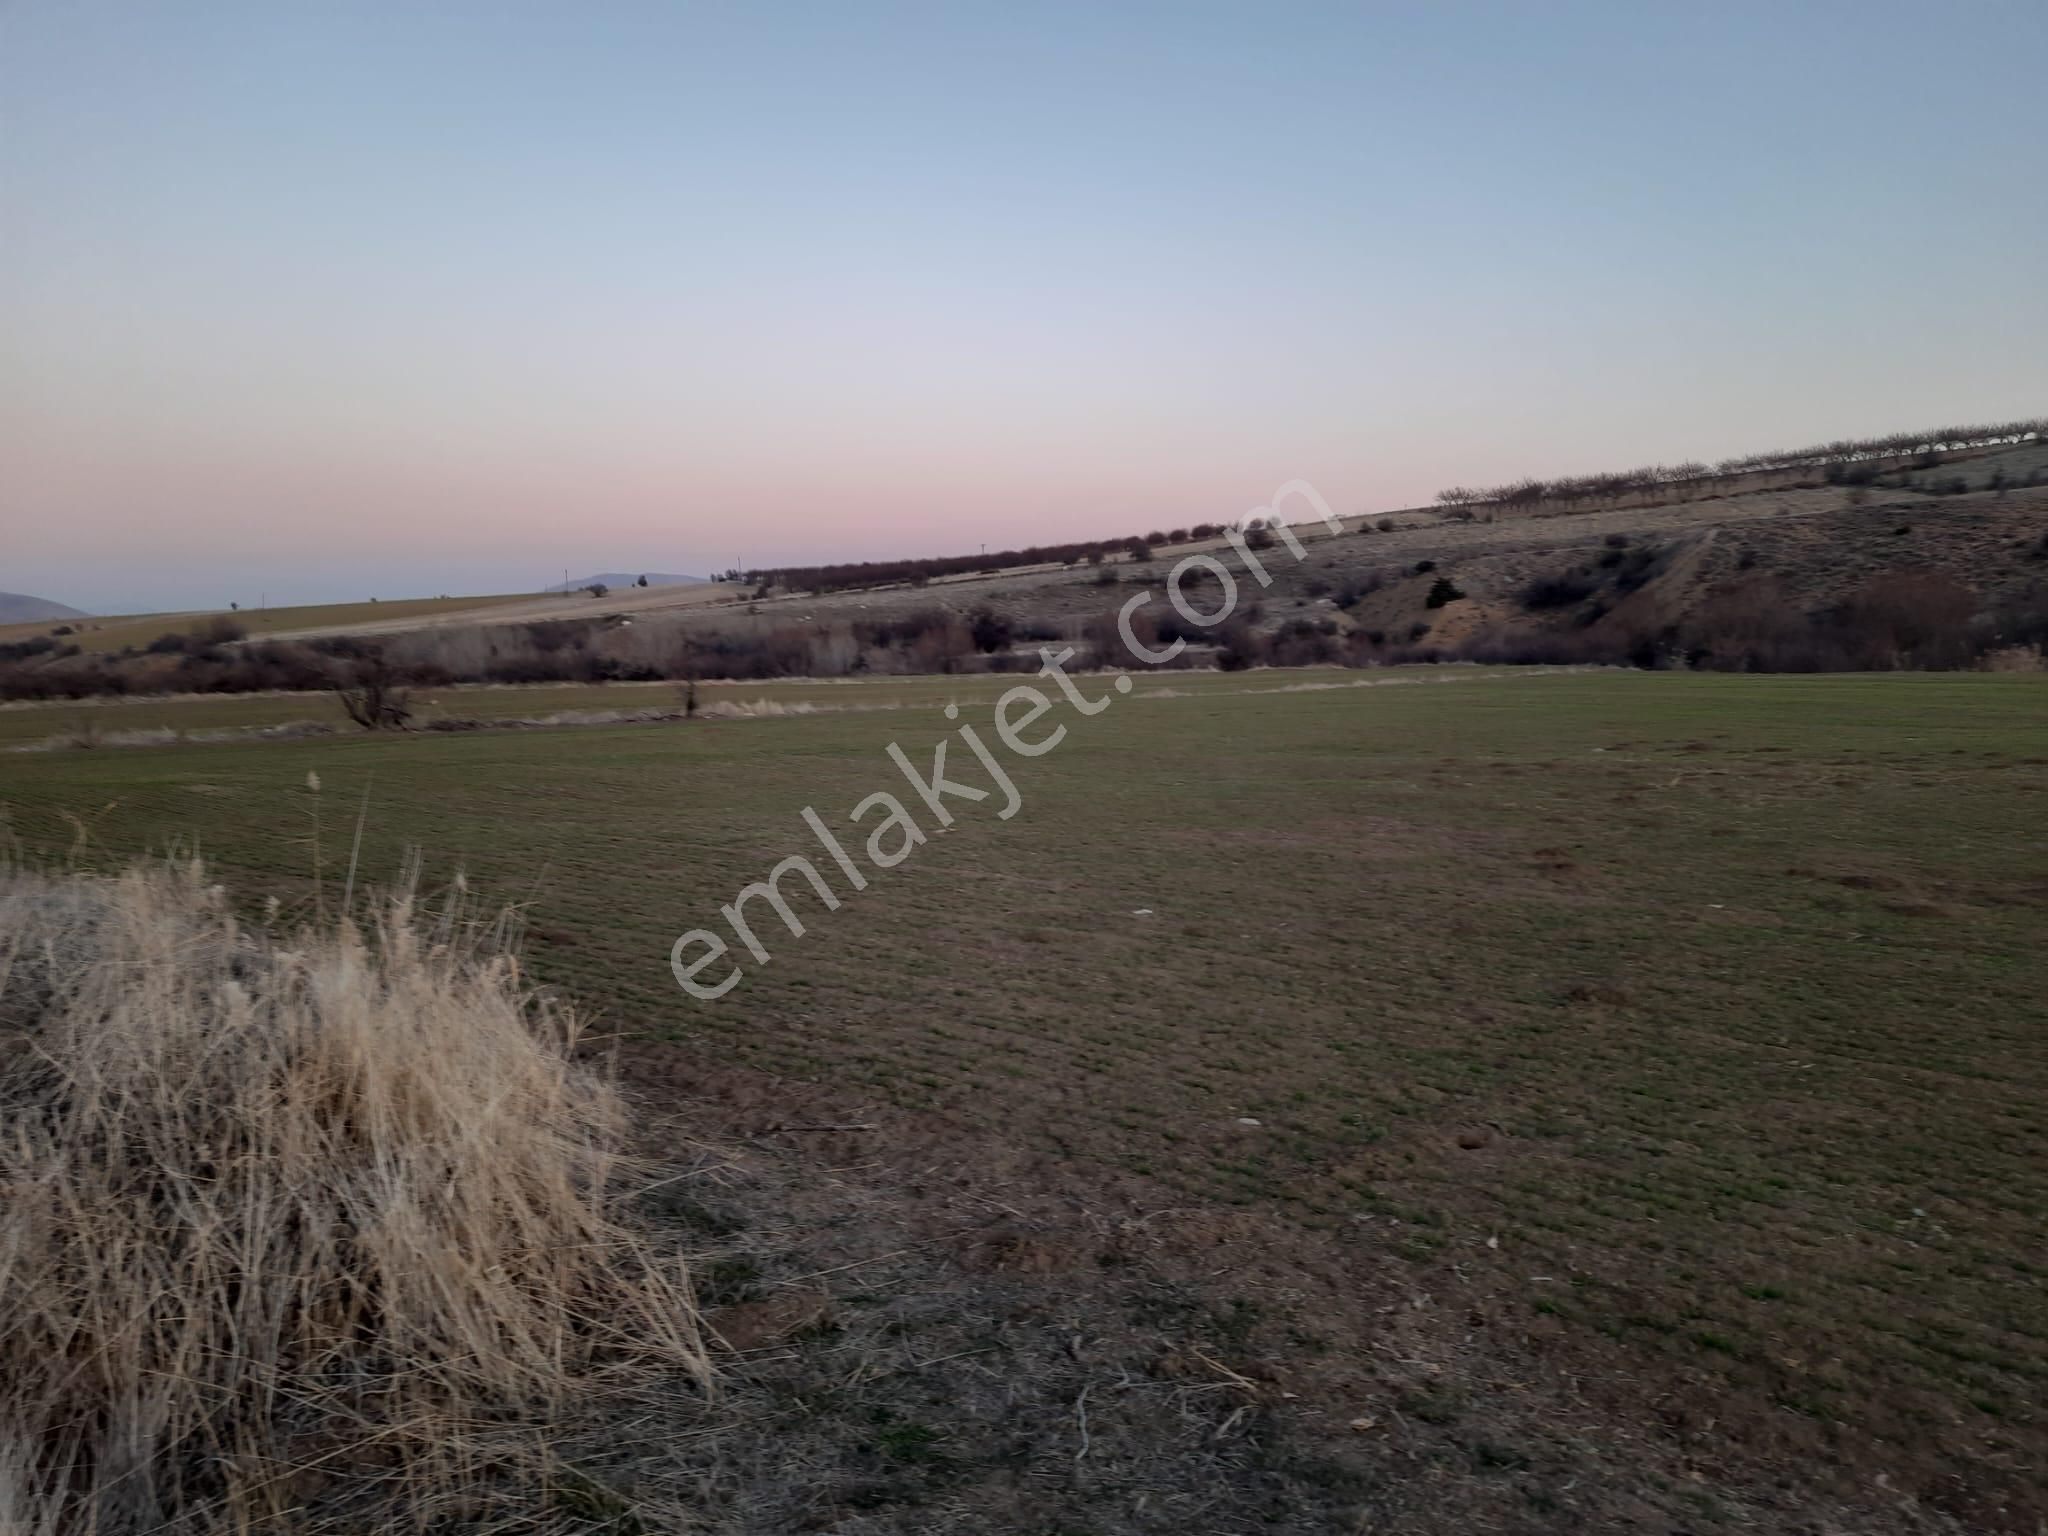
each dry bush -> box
[1078,607,1139,668]
[332,653,413,729]
[695,697,818,719]
[1831,571,1978,669]
[907,616,974,672]
[1665,575,1817,670]
[1520,572,1597,611]
[0,861,706,1534]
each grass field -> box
[0,591,541,655]
[0,671,1092,748]
[2,667,2043,1518]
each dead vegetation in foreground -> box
[0,861,707,1534]
[0,831,2031,1532]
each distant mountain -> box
[0,591,88,623]
[545,572,708,593]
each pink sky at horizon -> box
[5,3,2043,615]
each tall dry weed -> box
[0,860,706,1533]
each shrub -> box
[908,615,975,671]
[1334,572,1384,610]
[1413,560,1436,574]
[525,619,586,654]
[1451,624,1587,665]
[1213,620,1265,671]
[1521,573,1596,610]
[1082,606,1157,668]
[0,860,707,1531]
[1267,619,1339,666]
[334,652,413,730]
[1831,572,1977,669]
[1609,545,1667,594]
[968,606,1013,653]
[1243,524,1276,552]
[1425,577,1466,609]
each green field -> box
[0,671,1093,748]
[0,591,541,655]
[3,668,2044,1512]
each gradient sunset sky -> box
[5,2,2044,613]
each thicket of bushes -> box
[0,604,1123,704]
[0,637,347,701]
[1398,574,2048,673]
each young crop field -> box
[0,591,544,656]
[0,670,1097,748]
[3,667,2044,1523]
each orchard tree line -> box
[1434,415,2047,517]
[718,523,1233,596]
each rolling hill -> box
[0,592,87,623]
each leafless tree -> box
[333,655,412,731]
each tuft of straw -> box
[0,860,706,1533]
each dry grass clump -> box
[0,861,706,1534]
[695,697,818,720]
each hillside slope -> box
[618,438,2048,659]
[0,592,87,623]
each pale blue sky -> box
[4,1,2044,611]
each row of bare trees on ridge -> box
[1434,416,2046,517]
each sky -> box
[3,1,2045,614]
